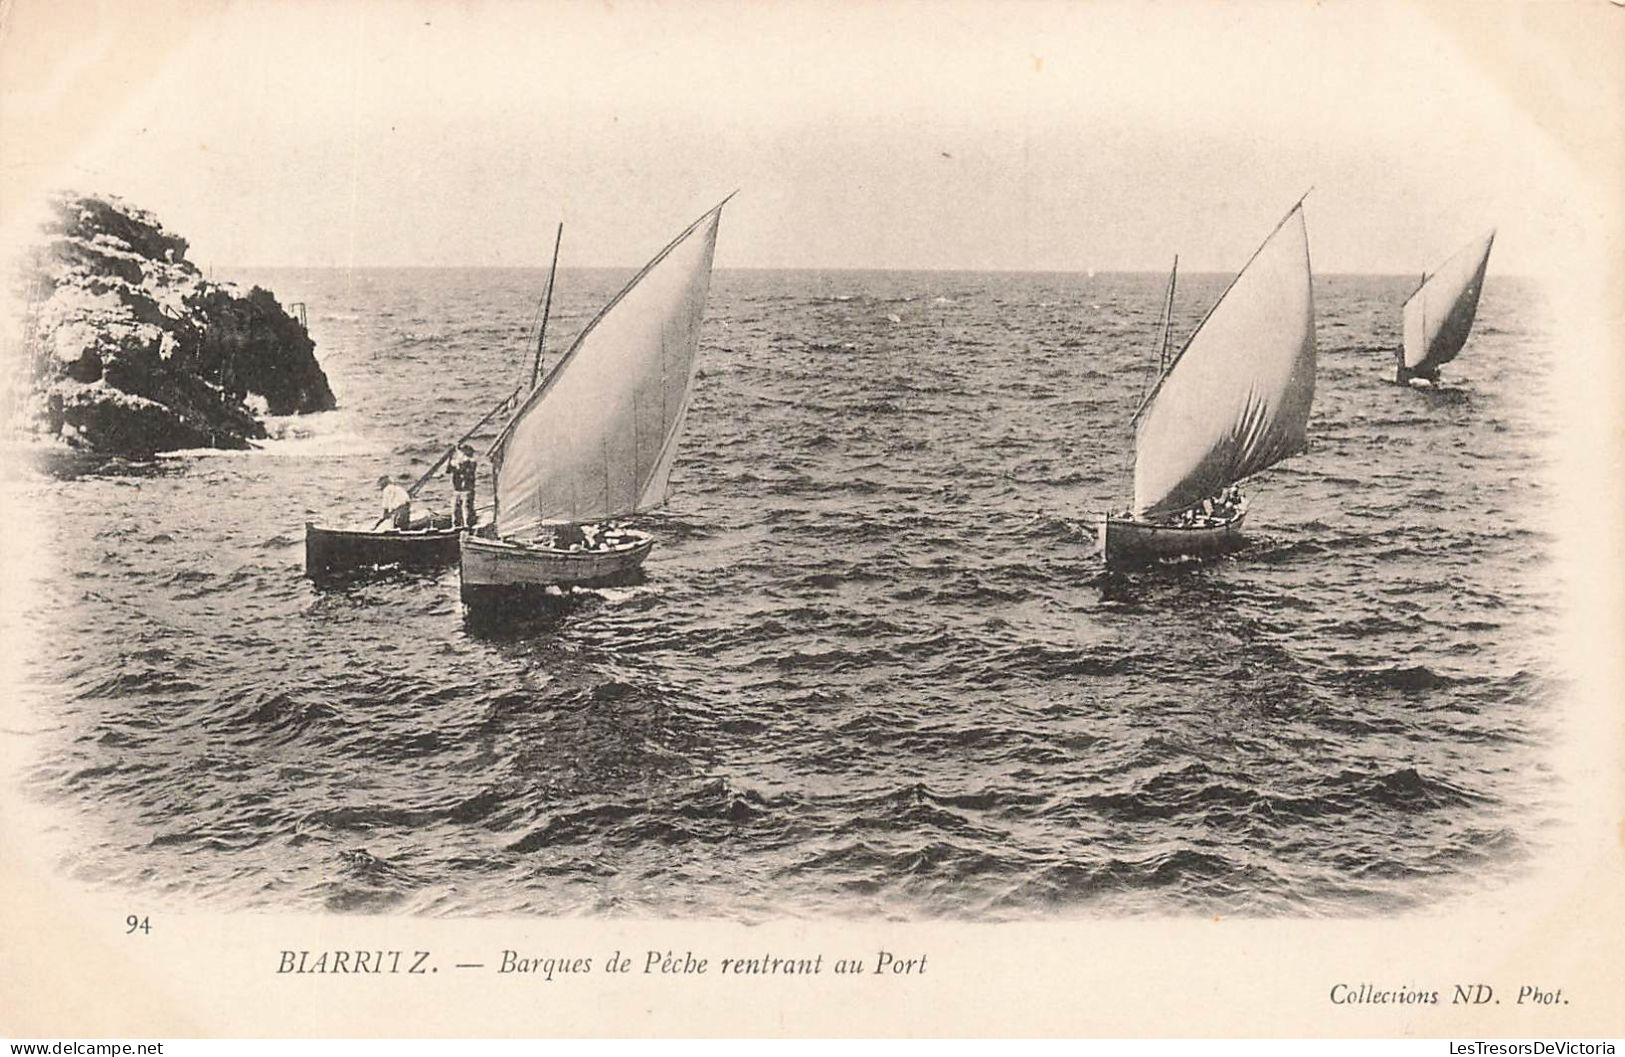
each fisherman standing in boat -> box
[378,475,412,531]
[445,443,479,528]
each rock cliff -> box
[7,192,336,454]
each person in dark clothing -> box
[552,523,587,550]
[446,444,479,528]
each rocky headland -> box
[5,192,336,456]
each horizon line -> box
[211,263,1537,280]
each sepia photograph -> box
[1,0,1621,1040]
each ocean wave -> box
[15,268,1558,919]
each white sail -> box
[1402,230,1495,374]
[1132,203,1316,519]
[489,199,728,538]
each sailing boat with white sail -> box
[1100,196,1317,569]
[1397,230,1495,386]
[459,195,732,607]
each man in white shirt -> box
[378,475,412,530]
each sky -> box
[0,0,1615,275]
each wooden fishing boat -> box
[304,518,461,581]
[1397,230,1495,385]
[459,195,733,609]
[302,225,568,582]
[300,381,513,582]
[1100,195,1317,569]
[1101,497,1250,567]
[460,530,654,607]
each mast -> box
[1133,254,1180,433]
[1156,255,1179,374]
[530,223,564,390]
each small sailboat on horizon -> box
[1396,230,1495,387]
[459,194,733,610]
[1099,195,1317,569]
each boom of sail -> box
[1401,230,1495,375]
[486,197,729,540]
[1131,201,1316,519]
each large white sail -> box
[1132,203,1316,519]
[1402,230,1495,374]
[488,198,728,538]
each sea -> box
[2,267,1562,918]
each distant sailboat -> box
[459,195,733,608]
[1100,196,1317,569]
[1397,230,1495,385]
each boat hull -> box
[459,531,655,606]
[1394,354,1440,387]
[1099,508,1248,569]
[304,520,461,581]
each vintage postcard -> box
[1,0,1621,1039]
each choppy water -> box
[5,267,1561,917]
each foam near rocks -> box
[8,191,337,455]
